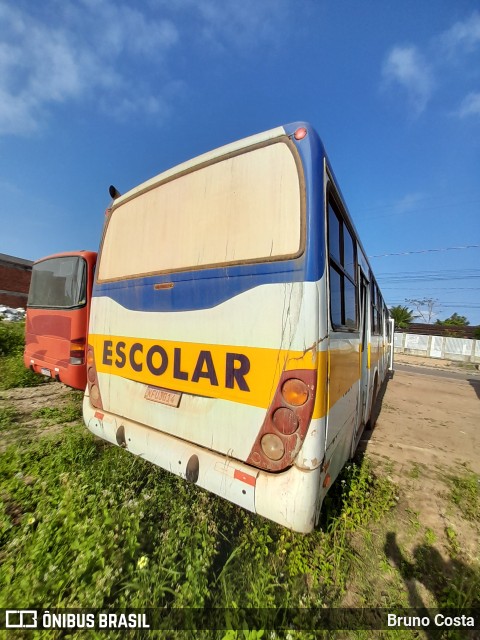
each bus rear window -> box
[98,140,303,281]
[28,257,87,309]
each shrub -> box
[0,321,26,357]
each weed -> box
[0,354,47,390]
[424,527,436,545]
[408,463,421,480]
[445,525,460,555]
[0,405,18,430]
[405,508,420,533]
[0,322,49,389]
[440,565,480,608]
[0,321,25,357]
[31,404,83,426]
[448,471,479,522]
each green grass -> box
[0,353,47,390]
[1,378,477,637]
[0,405,18,431]
[0,419,398,633]
[448,470,480,522]
[31,402,83,426]
[0,321,49,390]
[0,321,26,357]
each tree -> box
[436,313,470,326]
[406,297,440,324]
[389,305,415,329]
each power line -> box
[379,276,480,283]
[358,190,480,221]
[381,287,480,291]
[369,245,480,258]
[376,268,480,283]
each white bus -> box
[83,123,392,533]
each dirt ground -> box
[364,355,480,474]
[0,383,78,451]
[359,353,480,563]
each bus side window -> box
[371,281,383,336]
[328,194,358,331]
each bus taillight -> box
[246,369,316,472]
[70,338,86,365]
[86,345,103,409]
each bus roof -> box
[33,250,97,265]
[111,125,287,210]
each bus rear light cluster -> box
[247,368,316,472]
[86,345,103,409]
[69,338,86,365]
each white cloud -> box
[382,46,434,115]
[0,0,179,136]
[394,192,426,214]
[440,10,480,55]
[148,0,291,51]
[0,0,291,137]
[457,92,480,118]
[192,0,291,51]
[382,11,480,119]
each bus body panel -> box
[24,251,96,390]
[87,280,321,462]
[84,122,391,532]
[25,308,87,387]
[83,393,324,533]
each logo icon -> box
[6,610,38,628]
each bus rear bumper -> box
[25,356,86,390]
[82,394,319,533]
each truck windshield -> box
[28,256,87,309]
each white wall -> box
[394,332,480,364]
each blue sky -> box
[1,0,479,323]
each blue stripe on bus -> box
[92,259,318,312]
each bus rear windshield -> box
[28,257,87,309]
[98,140,303,281]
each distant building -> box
[0,253,33,309]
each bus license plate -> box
[41,368,51,377]
[145,386,181,408]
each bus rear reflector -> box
[246,368,316,472]
[233,469,256,486]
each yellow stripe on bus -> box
[328,346,360,410]
[89,334,325,413]
[89,334,363,419]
